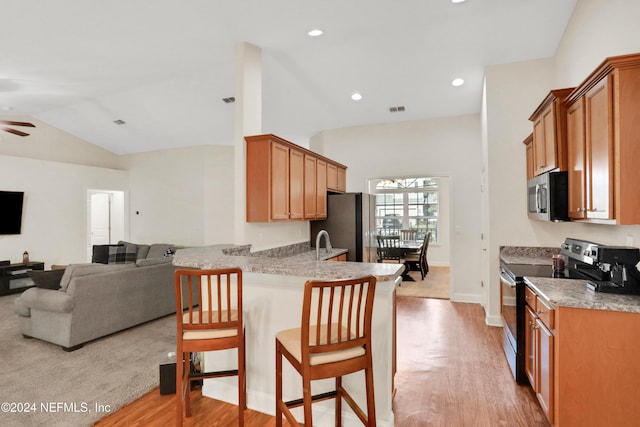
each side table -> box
[0,261,45,296]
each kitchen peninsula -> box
[173,244,403,426]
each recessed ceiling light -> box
[113,119,126,125]
[451,78,465,87]
[451,0,466,3]
[351,92,362,101]
[307,29,323,37]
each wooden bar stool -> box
[275,275,377,426]
[174,268,246,426]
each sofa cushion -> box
[137,258,172,267]
[147,243,177,259]
[28,269,65,290]
[91,244,124,264]
[117,241,150,260]
[59,263,138,291]
[108,245,138,264]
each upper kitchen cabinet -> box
[327,162,346,193]
[528,88,574,176]
[245,134,345,222]
[523,134,534,181]
[565,53,640,224]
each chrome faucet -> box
[315,230,333,260]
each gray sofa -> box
[14,243,189,351]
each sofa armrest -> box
[18,287,74,313]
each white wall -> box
[311,115,482,303]
[120,145,236,247]
[482,0,640,323]
[0,155,128,267]
[0,115,122,169]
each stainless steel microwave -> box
[527,171,569,222]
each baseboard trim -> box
[450,293,482,304]
[485,314,503,327]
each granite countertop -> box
[500,246,559,266]
[173,245,403,282]
[524,276,640,314]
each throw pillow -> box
[108,245,138,264]
[28,269,66,290]
[92,244,124,264]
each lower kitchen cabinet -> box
[525,286,554,425]
[327,253,347,262]
[524,282,640,426]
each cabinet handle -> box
[577,208,583,212]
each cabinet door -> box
[533,117,546,175]
[525,305,536,388]
[337,167,346,192]
[541,104,558,172]
[525,136,535,181]
[536,319,554,424]
[304,155,317,219]
[289,148,305,220]
[316,159,327,219]
[585,77,614,220]
[567,99,586,219]
[327,163,338,190]
[270,141,290,220]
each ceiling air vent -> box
[222,97,236,104]
[389,106,406,112]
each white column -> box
[234,42,262,245]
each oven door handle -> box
[499,269,516,288]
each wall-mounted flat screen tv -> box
[0,191,25,235]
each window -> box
[370,177,438,243]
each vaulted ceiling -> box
[0,0,577,154]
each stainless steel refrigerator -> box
[310,192,376,263]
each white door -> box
[90,193,111,246]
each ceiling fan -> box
[0,120,36,137]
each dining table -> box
[380,238,423,281]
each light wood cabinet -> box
[316,159,327,219]
[327,253,347,262]
[327,163,347,193]
[529,88,574,176]
[553,306,640,426]
[564,53,640,224]
[245,134,345,222]
[524,134,534,181]
[566,98,586,219]
[304,154,317,220]
[303,155,327,220]
[289,148,304,220]
[525,286,554,425]
[266,141,291,221]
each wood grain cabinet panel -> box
[523,134,534,181]
[316,159,327,219]
[246,134,345,222]
[529,88,574,176]
[327,163,347,193]
[564,53,640,224]
[566,98,586,219]
[525,286,554,425]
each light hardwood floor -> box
[94,297,548,426]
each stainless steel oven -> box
[500,262,553,384]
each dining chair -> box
[174,268,246,427]
[376,235,405,263]
[405,232,431,280]
[275,275,377,426]
[399,229,417,241]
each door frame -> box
[86,189,128,262]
